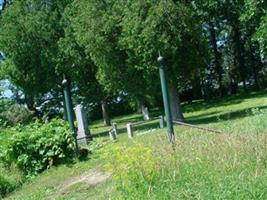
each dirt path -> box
[46,169,111,199]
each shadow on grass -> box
[187,111,223,120]
[183,90,267,113]
[91,91,267,138]
[133,121,160,132]
[92,117,161,139]
[183,98,243,113]
[113,115,143,124]
[187,105,267,125]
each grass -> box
[3,90,267,199]
[102,133,267,199]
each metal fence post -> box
[157,55,175,142]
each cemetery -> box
[0,0,267,199]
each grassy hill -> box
[3,91,267,200]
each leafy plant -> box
[0,119,76,177]
[100,143,159,197]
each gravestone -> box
[112,123,118,136]
[159,115,165,128]
[142,107,150,121]
[127,123,133,138]
[74,104,91,144]
[109,127,116,140]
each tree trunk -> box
[61,87,68,120]
[137,97,145,114]
[209,22,223,96]
[136,97,150,120]
[232,21,247,92]
[25,94,39,116]
[252,59,260,90]
[192,69,202,100]
[168,83,184,122]
[249,42,261,90]
[101,99,111,126]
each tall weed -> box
[101,132,267,199]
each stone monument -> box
[127,123,133,138]
[109,127,116,140]
[159,115,165,128]
[74,104,91,144]
[142,107,150,121]
[112,123,118,136]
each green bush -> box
[0,119,76,177]
[0,104,33,126]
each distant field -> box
[4,91,267,200]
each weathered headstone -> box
[109,127,116,140]
[159,115,165,128]
[142,107,150,121]
[74,104,91,144]
[127,123,133,138]
[112,123,118,136]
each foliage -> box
[0,163,22,198]
[0,0,71,113]
[101,144,158,196]
[0,119,76,177]
[254,14,267,56]
[2,0,267,122]
[0,174,16,198]
[2,91,267,199]
[0,104,33,127]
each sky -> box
[0,80,13,98]
[0,0,3,10]
[0,1,12,98]
[0,0,4,10]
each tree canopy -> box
[0,0,267,123]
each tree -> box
[0,0,71,114]
[118,0,207,121]
[65,0,160,120]
[192,0,225,96]
[245,1,267,57]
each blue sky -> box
[0,0,12,98]
[0,0,4,10]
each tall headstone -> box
[74,104,91,144]
[142,107,150,121]
[127,123,133,138]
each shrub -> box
[0,119,76,177]
[1,104,33,126]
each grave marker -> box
[142,107,150,121]
[127,123,133,138]
[112,123,118,136]
[74,104,91,144]
[159,115,165,128]
[109,127,116,140]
